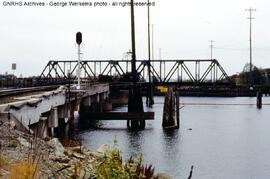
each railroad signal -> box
[76,32,82,45]
[76,32,82,89]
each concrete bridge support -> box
[30,104,72,138]
[81,91,111,113]
[57,104,70,138]
[94,94,100,112]
[78,91,112,128]
[48,107,59,137]
[80,92,106,115]
[98,92,109,112]
[82,96,92,107]
[31,117,48,138]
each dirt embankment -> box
[0,122,172,179]
[0,122,105,179]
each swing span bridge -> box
[39,59,232,86]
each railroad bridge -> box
[39,59,231,86]
[0,58,268,136]
[0,83,110,137]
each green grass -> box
[94,142,155,179]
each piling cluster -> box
[162,87,180,129]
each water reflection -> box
[124,131,143,157]
[78,97,270,178]
[162,129,179,148]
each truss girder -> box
[39,59,231,84]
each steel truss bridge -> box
[39,59,232,86]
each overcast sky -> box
[0,0,269,77]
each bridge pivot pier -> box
[127,85,145,130]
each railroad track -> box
[0,85,61,98]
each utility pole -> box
[130,0,137,84]
[151,24,155,60]
[146,0,154,107]
[159,48,162,80]
[209,40,215,82]
[209,40,214,60]
[147,0,151,67]
[246,7,256,86]
[128,0,145,130]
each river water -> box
[77,97,270,178]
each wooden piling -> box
[176,91,180,129]
[146,83,154,107]
[162,87,180,129]
[257,91,262,109]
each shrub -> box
[9,159,39,179]
[94,145,155,179]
